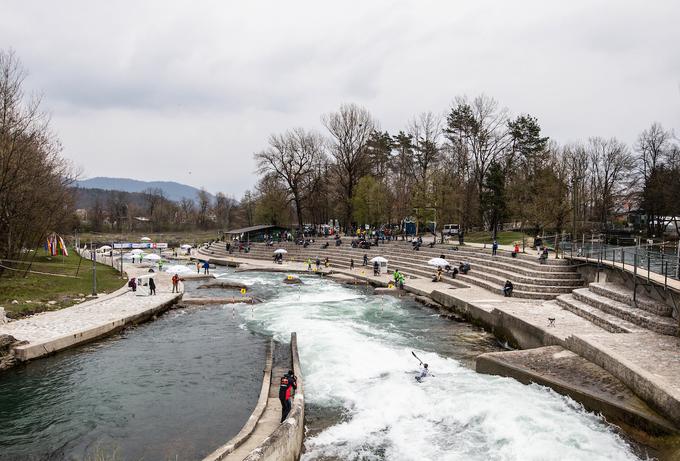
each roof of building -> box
[224,224,287,234]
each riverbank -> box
[0,261,182,368]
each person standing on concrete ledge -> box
[279,370,297,422]
[203,261,210,275]
[492,240,498,256]
[148,277,156,295]
[171,274,180,293]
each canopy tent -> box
[369,256,388,263]
[131,249,145,255]
[140,237,152,242]
[99,245,112,251]
[180,244,192,249]
[274,249,288,254]
[143,253,161,261]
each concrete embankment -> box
[0,266,182,367]
[476,346,678,437]
[205,333,304,461]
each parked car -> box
[443,224,460,236]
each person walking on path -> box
[172,274,180,293]
[196,262,200,274]
[315,257,321,271]
[492,240,498,256]
[148,277,156,295]
[128,277,137,292]
[512,242,520,258]
[307,258,312,271]
[363,254,368,266]
[203,261,210,274]
[350,258,354,270]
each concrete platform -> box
[476,346,678,437]
[0,263,182,365]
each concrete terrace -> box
[199,240,680,428]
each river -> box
[0,270,645,460]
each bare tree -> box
[322,103,375,229]
[0,49,76,268]
[635,122,672,181]
[196,189,212,230]
[255,128,324,231]
[587,137,634,230]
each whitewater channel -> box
[0,270,647,460]
[233,271,644,461]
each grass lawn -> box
[0,251,125,319]
[463,231,531,245]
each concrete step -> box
[589,283,673,317]
[556,295,635,334]
[203,244,579,299]
[572,288,678,336]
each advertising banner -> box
[113,242,168,249]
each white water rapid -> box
[233,272,642,461]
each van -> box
[443,224,460,235]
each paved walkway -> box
[0,260,182,362]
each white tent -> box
[131,249,145,255]
[274,249,288,254]
[140,237,152,242]
[144,253,161,261]
[369,256,388,263]
[180,244,192,249]
[99,245,112,251]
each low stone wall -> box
[203,340,274,461]
[243,333,305,461]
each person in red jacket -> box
[278,370,297,422]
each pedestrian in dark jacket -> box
[148,277,156,295]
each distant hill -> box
[75,177,212,202]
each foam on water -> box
[237,274,641,461]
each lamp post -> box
[91,240,97,296]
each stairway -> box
[199,239,585,300]
[556,282,678,336]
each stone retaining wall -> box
[243,333,305,461]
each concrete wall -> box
[242,333,305,461]
[203,340,274,461]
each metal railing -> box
[560,237,680,288]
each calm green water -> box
[0,286,268,461]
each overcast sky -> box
[2,0,679,197]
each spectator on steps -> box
[503,280,514,297]
[459,262,471,274]
[492,240,498,256]
[373,261,380,276]
[172,274,180,293]
[539,247,549,264]
[512,243,520,258]
[350,258,354,270]
[363,254,368,266]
